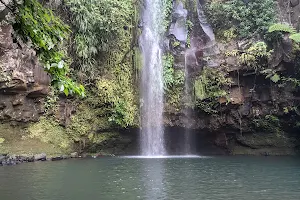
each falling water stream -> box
[139,0,216,156]
[197,0,215,42]
[140,0,166,156]
[183,49,197,155]
[183,0,216,154]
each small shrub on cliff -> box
[194,68,231,100]
[194,67,231,113]
[226,42,272,69]
[162,53,185,109]
[163,53,184,91]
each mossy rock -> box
[0,123,68,155]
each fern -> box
[290,33,300,43]
[226,42,272,67]
[268,23,296,34]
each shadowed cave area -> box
[117,127,225,156]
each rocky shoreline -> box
[0,152,117,166]
[0,152,115,166]
[0,152,79,166]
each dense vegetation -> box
[194,68,232,113]
[205,0,276,39]
[1,0,300,155]
[0,0,139,152]
[14,0,85,97]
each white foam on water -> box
[120,155,211,159]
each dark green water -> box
[0,156,300,200]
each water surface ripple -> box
[0,156,300,200]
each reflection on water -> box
[0,157,300,200]
[142,159,165,200]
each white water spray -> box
[140,0,166,156]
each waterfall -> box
[196,0,219,67]
[196,0,215,42]
[182,0,216,155]
[184,54,192,155]
[183,48,198,155]
[140,0,166,156]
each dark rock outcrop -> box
[0,13,50,123]
[34,153,47,161]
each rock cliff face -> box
[163,0,300,155]
[0,5,50,123]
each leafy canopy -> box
[65,0,134,72]
[205,0,276,38]
[14,0,85,97]
[64,0,138,127]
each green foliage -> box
[186,34,191,48]
[44,87,59,114]
[162,0,173,32]
[270,74,280,83]
[226,42,272,69]
[261,69,280,83]
[65,0,138,128]
[134,47,143,71]
[186,20,194,30]
[172,40,181,48]
[96,73,138,128]
[163,54,184,90]
[253,115,282,136]
[282,77,300,88]
[241,42,272,64]
[261,69,300,88]
[28,117,71,149]
[194,68,231,100]
[282,106,296,114]
[222,28,237,42]
[163,54,175,89]
[66,0,134,60]
[0,137,5,144]
[205,0,276,38]
[268,23,300,43]
[268,23,296,34]
[194,68,231,113]
[186,20,193,47]
[162,53,185,109]
[14,0,85,97]
[66,103,111,142]
[87,132,120,148]
[28,111,117,152]
[289,33,300,43]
